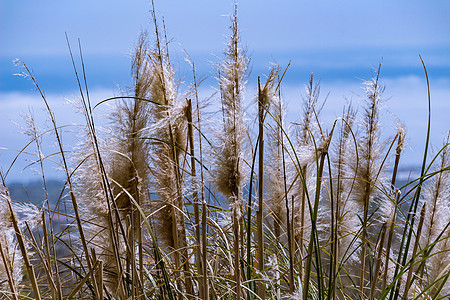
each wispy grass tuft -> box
[2,3,449,300]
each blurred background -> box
[1,0,449,184]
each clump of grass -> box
[1,3,449,300]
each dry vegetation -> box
[1,4,449,300]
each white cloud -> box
[294,76,450,166]
[0,89,113,182]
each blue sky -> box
[1,1,449,182]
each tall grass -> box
[1,4,449,300]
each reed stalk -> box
[1,174,41,300]
[187,98,204,298]
[282,125,295,294]
[390,57,432,300]
[25,221,58,299]
[194,67,209,300]
[257,76,266,299]
[214,6,248,298]
[18,60,101,298]
[356,64,385,298]
[24,111,63,298]
[403,203,426,298]
[370,223,387,300]
[382,191,401,292]
[295,74,322,273]
[330,105,358,298]
[0,237,18,300]
[303,129,333,300]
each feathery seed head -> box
[0,185,40,292]
[259,66,280,109]
[297,74,322,145]
[214,8,249,207]
[395,122,406,155]
[421,133,450,266]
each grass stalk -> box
[1,174,41,300]
[67,260,99,299]
[257,76,266,299]
[26,111,63,298]
[246,148,256,298]
[97,260,104,300]
[370,223,387,300]
[41,212,57,299]
[283,147,294,293]
[195,71,210,300]
[187,98,204,298]
[403,203,426,297]
[0,237,18,300]
[390,56,432,300]
[18,60,101,298]
[25,221,58,298]
[382,191,401,292]
[357,64,384,298]
[303,133,332,300]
